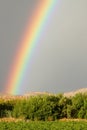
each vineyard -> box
[0,120,87,130]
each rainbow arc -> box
[5,0,57,95]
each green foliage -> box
[0,93,87,120]
[71,93,87,118]
[0,99,15,118]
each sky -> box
[0,0,87,94]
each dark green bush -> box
[0,93,87,120]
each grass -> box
[0,119,87,130]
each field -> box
[0,120,87,130]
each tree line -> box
[0,93,87,120]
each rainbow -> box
[5,0,57,95]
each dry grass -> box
[60,118,87,122]
[0,117,87,122]
[64,88,87,97]
[0,118,26,122]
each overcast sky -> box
[0,0,87,94]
